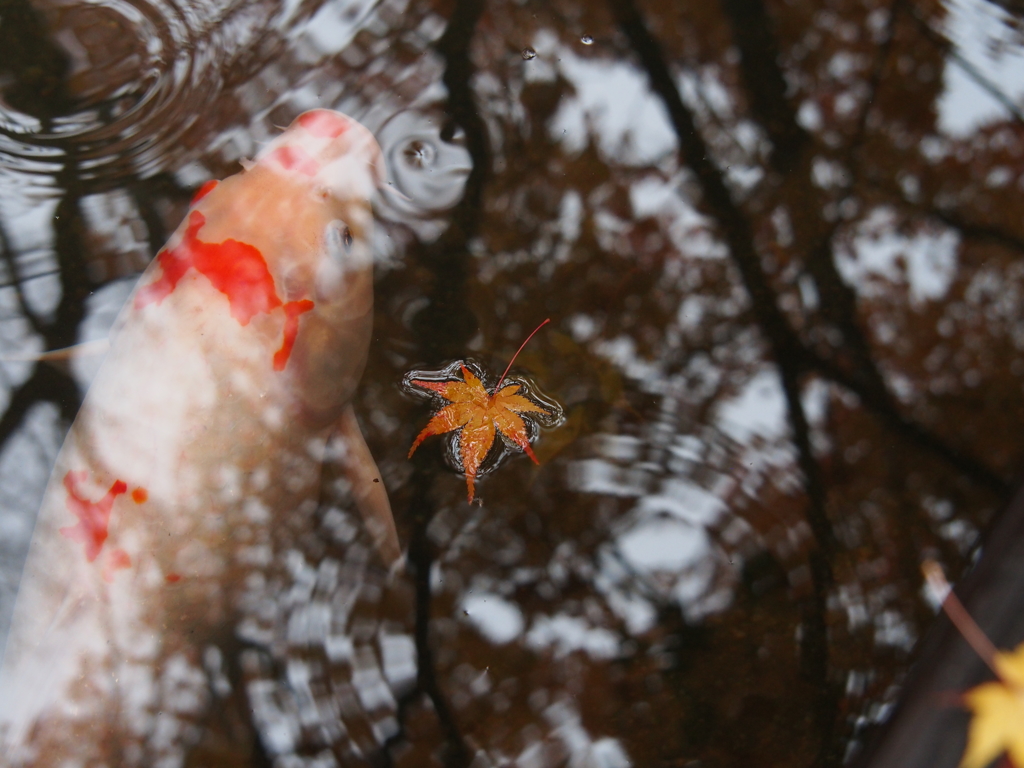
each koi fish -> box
[0,109,400,764]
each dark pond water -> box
[2,0,1024,766]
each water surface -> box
[2,0,1024,765]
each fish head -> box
[253,109,385,297]
[249,110,386,422]
[256,109,385,209]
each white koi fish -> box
[0,109,400,764]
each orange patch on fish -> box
[131,487,148,504]
[134,210,315,371]
[58,472,128,562]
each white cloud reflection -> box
[462,592,524,644]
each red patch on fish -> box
[190,180,219,206]
[134,210,314,370]
[165,573,182,584]
[265,146,319,176]
[274,299,315,370]
[103,549,132,582]
[59,472,128,562]
[297,110,350,138]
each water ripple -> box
[0,0,232,183]
[375,106,472,235]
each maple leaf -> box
[406,318,559,502]
[407,365,552,502]
[923,561,1024,768]
[959,643,1024,768]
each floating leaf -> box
[405,319,561,501]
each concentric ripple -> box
[0,0,231,183]
[374,106,473,236]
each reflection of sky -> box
[618,518,706,572]
[288,0,381,55]
[526,614,619,659]
[570,423,740,622]
[518,700,631,768]
[462,589,623,659]
[716,370,787,443]
[838,207,960,304]
[0,405,60,648]
[938,0,1024,135]
[525,30,676,165]
[462,592,524,644]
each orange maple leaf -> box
[407,365,551,502]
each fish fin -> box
[0,338,110,363]
[336,405,403,569]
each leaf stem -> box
[922,560,1003,679]
[495,318,550,390]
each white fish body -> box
[0,109,400,765]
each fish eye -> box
[325,220,358,260]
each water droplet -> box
[402,139,437,170]
[376,108,473,229]
[581,35,594,45]
[521,47,537,60]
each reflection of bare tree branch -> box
[409,0,490,362]
[0,363,79,453]
[810,355,1007,494]
[913,199,1024,257]
[720,0,906,430]
[389,1,493,764]
[125,174,189,258]
[935,208,1024,253]
[50,172,95,352]
[720,0,1008,498]
[0,164,95,455]
[615,0,1010,501]
[405,470,471,768]
[851,0,902,152]
[436,1,490,239]
[608,4,841,764]
[793,0,905,434]
[608,0,835,546]
[0,269,61,293]
[718,0,810,174]
[0,220,43,336]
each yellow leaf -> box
[960,643,1024,768]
